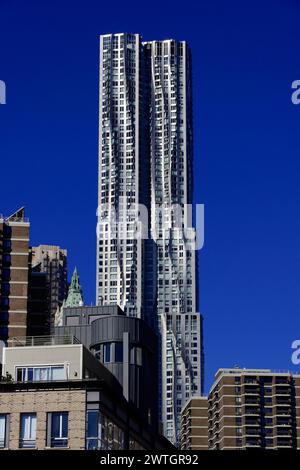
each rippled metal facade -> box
[97,33,204,446]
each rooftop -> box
[0,207,29,224]
[209,367,300,394]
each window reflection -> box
[86,410,124,450]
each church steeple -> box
[65,267,84,307]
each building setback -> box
[0,208,30,344]
[97,32,203,446]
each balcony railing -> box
[277,429,292,436]
[244,387,260,394]
[276,398,291,405]
[275,388,290,395]
[245,398,260,404]
[245,408,260,415]
[9,335,81,348]
[50,437,68,448]
[19,439,36,449]
[276,410,291,416]
[245,429,260,436]
[0,214,29,223]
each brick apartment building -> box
[181,397,208,449]
[0,208,30,343]
[181,368,300,450]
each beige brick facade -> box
[208,369,300,450]
[181,397,208,450]
[0,389,86,450]
[180,369,300,450]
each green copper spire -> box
[65,267,84,307]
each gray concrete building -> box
[55,305,158,429]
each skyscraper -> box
[144,39,203,445]
[97,33,150,320]
[97,33,203,445]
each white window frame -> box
[19,413,36,448]
[0,414,8,448]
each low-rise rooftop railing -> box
[9,335,81,348]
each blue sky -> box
[1,0,300,391]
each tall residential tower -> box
[97,33,203,445]
[97,33,149,320]
[0,208,30,344]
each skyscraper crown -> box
[65,267,84,307]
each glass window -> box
[115,342,123,363]
[86,411,124,450]
[104,343,111,363]
[16,366,66,382]
[49,412,68,448]
[34,368,49,381]
[20,414,36,448]
[17,368,24,382]
[0,415,7,448]
[28,368,34,381]
[130,346,142,366]
[87,411,101,450]
[51,367,66,380]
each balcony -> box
[276,420,291,426]
[245,398,260,405]
[244,378,259,384]
[275,378,291,386]
[275,387,290,395]
[244,386,260,395]
[245,407,260,416]
[277,438,293,448]
[276,408,291,416]
[245,418,261,426]
[245,438,261,448]
[276,397,291,406]
[277,429,292,436]
[245,428,260,436]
